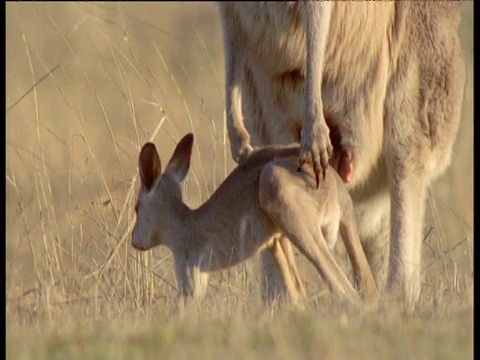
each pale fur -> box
[132,134,377,309]
[219,2,465,305]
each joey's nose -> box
[131,228,143,250]
[132,240,147,251]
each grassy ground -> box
[6,301,473,360]
[6,3,473,359]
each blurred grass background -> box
[6,2,473,359]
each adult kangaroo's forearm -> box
[303,2,331,125]
[220,4,252,163]
[299,2,333,184]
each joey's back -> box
[188,145,302,271]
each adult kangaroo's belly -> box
[234,3,307,76]
[237,3,392,185]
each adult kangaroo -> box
[219,2,465,306]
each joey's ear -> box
[165,133,194,183]
[139,142,162,190]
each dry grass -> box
[6,3,473,359]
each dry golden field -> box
[6,3,473,359]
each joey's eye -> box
[134,201,139,214]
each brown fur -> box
[132,134,377,309]
[219,2,465,305]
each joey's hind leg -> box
[259,164,360,302]
[262,236,306,307]
[278,236,306,299]
[338,193,378,301]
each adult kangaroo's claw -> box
[299,123,333,188]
